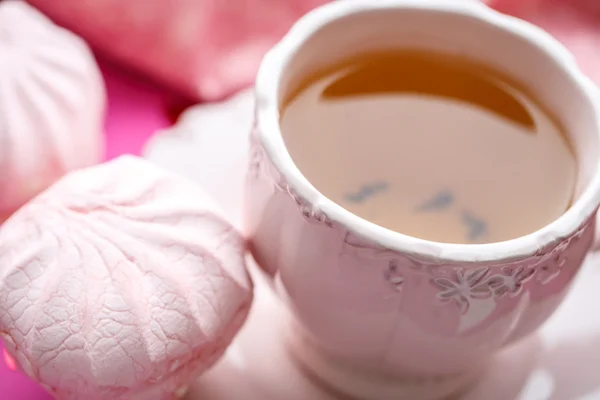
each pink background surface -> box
[100,60,189,160]
[2,1,600,397]
[0,58,187,400]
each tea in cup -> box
[245,1,600,398]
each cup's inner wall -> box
[277,7,599,205]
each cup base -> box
[286,330,480,400]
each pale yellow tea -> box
[280,50,577,244]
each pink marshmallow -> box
[0,156,253,400]
[0,1,105,220]
[25,0,329,101]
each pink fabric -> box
[25,0,329,101]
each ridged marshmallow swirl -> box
[0,156,253,400]
[0,1,105,219]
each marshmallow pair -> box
[0,3,253,399]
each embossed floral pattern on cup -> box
[433,267,493,314]
[246,0,600,382]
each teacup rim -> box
[254,0,600,264]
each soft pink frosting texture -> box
[25,0,329,101]
[0,156,253,400]
[0,1,105,220]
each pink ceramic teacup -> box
[244,0,600,398]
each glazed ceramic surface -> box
[185,256,600,400]
[144,81,600,400]
[143,86,599,400]
[246,0,600,380]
